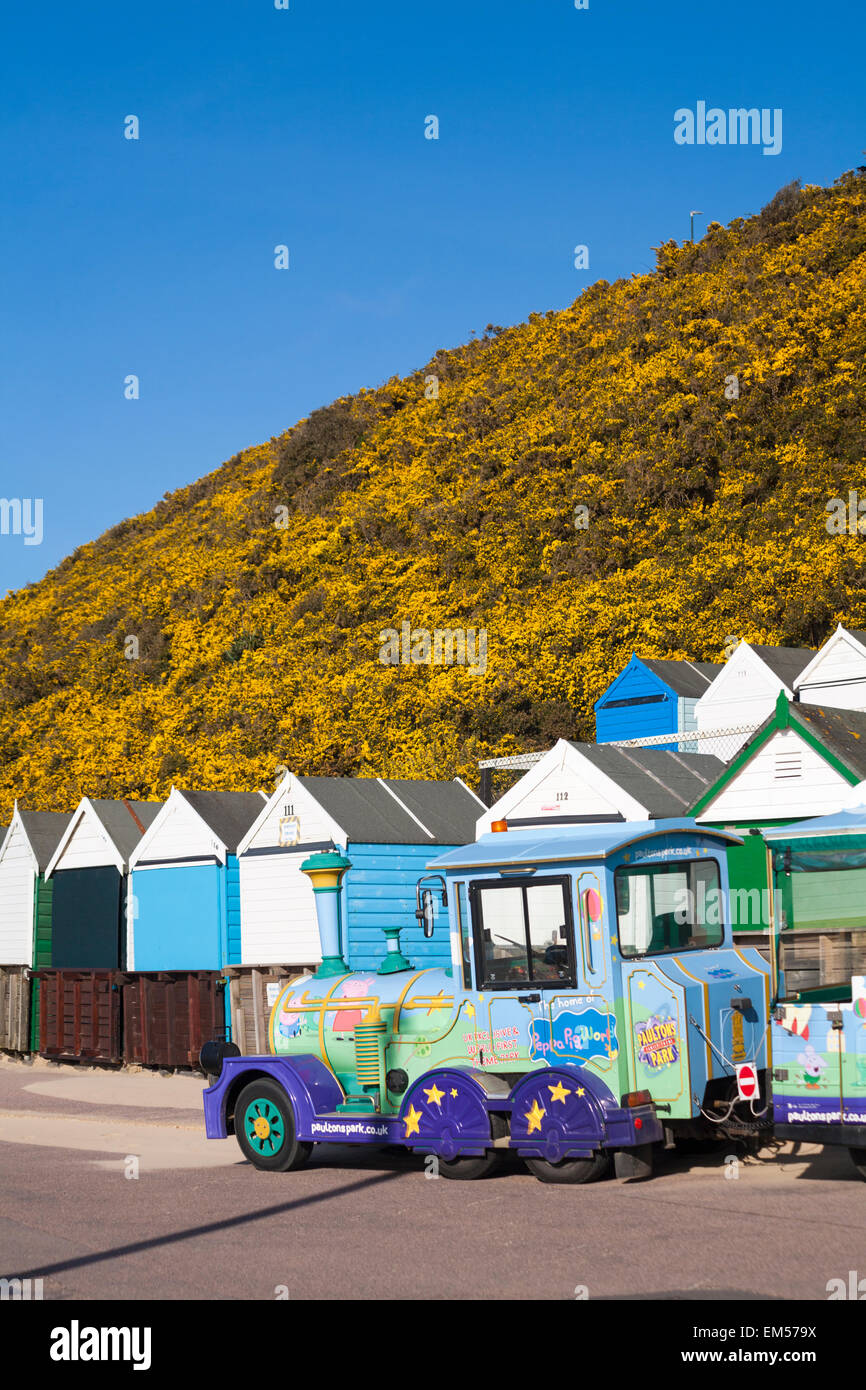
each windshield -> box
[615,859,723,957]
[471,877,573,987]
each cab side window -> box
[470,876,574,988]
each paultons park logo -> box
[635,1011,680,1071]
[529,1008,619,1063]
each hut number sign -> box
[279,807,301,846]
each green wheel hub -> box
[243,1096,286,1156]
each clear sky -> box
[1,0,863,594]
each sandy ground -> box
[0,1053,235,1171]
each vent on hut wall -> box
[774,748,803,781]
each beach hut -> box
[44,798,162,969]
[476,738,724,836]
[0,808,69,1051]
[689,695,866,944]
[794,625,866,711]
[127,789,267,971]
[594,655,721,747]
[236,773,485,979]
[0,807,70,968]
[695,641,814,758]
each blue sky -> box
[1,0,863,593]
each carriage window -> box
[470,877,574,988]
[615,860,723,957]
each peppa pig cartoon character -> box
[331,976,376,1032]
[278,1005,302,1039]
[798,1043,827,1090]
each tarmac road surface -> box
[1,1056,864,1301]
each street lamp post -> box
[690,209,703,243]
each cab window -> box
[469,876,574,988]
[615,859,723,957]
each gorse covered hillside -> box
[2,171,866,817]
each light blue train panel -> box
[343,842,456,974]
[772,990,866,1128]
[132,858,241,972]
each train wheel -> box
[436,1113,508,1181]
[849,1147,866,1181]
[234,1079,313,1173]
[525,1152,610,1185]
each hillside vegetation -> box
[2,171,865,816]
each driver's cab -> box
[427,820,755,1105]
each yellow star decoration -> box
[450,1088,458,1098]
[576,1087,585,1098]
[525,1099,546,1134]
[424,1083,445,1108]
[637,979,646,989]
[404,1105,422,1137]
[464,1002,475,1018]
[548,1081,571,1104]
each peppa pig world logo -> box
[635,1010,680,1071]
[529,1007,618,1063]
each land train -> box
[202,818,786,1183]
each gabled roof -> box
[295,776,480,845]
[89,799,164,863]
[46,798,163,875]
[793,704,866,780]
[430,819,742,871]
[378,777,484,841]
[18,809,73,871]
[689,693,866,816]
[180,791,268,852]
[595,653,721,710]
[638,658,722,698]
[794,624,866,692]
[567,743,725,817]
[747,643,814,689]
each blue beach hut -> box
[595,655,721,747]
[128,789,267,971]
[237,773,486,975]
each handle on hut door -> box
[518,993,541,1004]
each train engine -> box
[202,820,771,1183]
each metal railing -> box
[479,724,760,771]
[476,724,761,803]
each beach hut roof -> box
[564,743,725,817]
[690,695,866,817]
[180,790,268,852]
[294,775,483,845]
[637,657,722,698]
[15,808,73,872]
[88,799,164,862]
[746,643,815,689]
[45,798,164,876]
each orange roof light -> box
[491,819,508,833]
